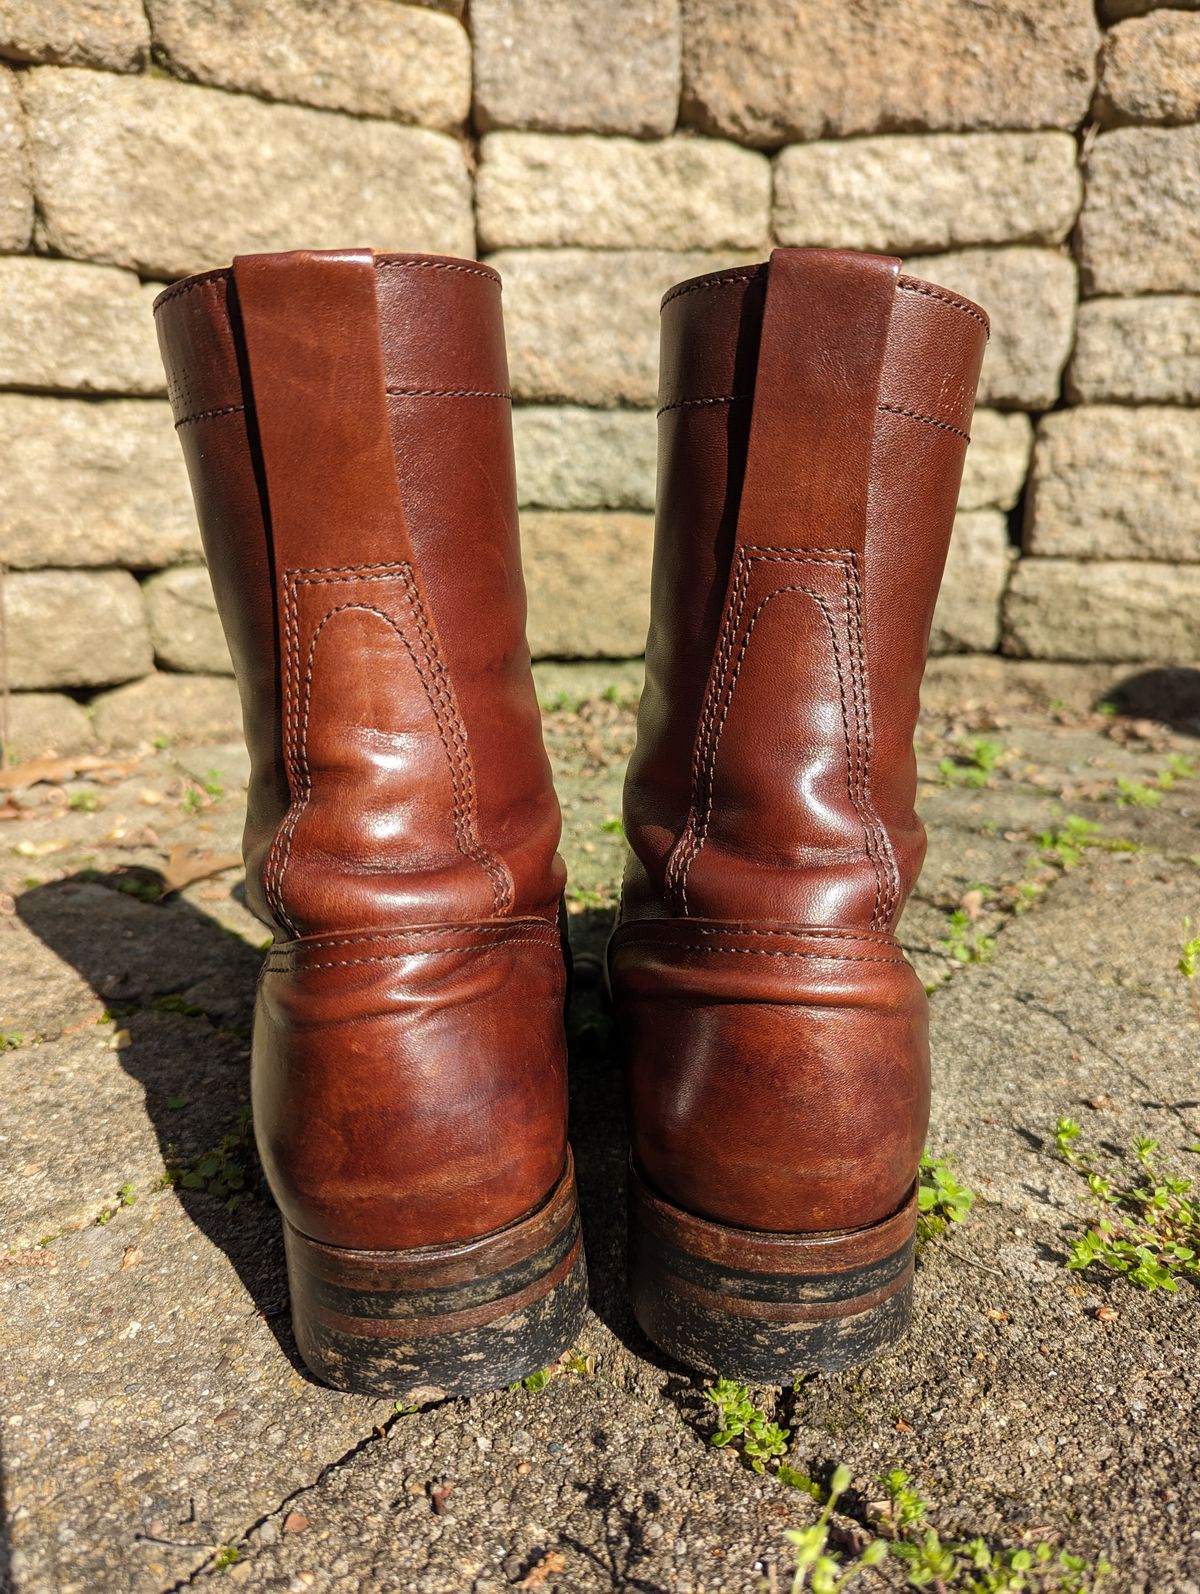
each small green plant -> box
[165,1107,253,1211]
[211,1544,240,1570]
[599,816,624,836]
[155,993,206,1019]
[1158,754,1195,789]
[513,1348,596,1392]
[938,736,1005,789]
[95,1182,137,1227]
[1180,919,1200,1025]
[706,1379,790,1473]
[784,1464,887,1592]
[0,1032,23,1052]
[151,733,174,751]
[917,1152,975,1244]
[1115,777,1162,808]
[941,909,996,966]
[1036,815,1099,870]
[67,790,98,812]
[1055,1118,1199,1292]
[202,769,225,800]
[874,1470,1109,1591]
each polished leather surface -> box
[612,248,987,1235]
[155,251,568,1250]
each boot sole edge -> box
[284,1150,588,1401]
[627,1161,916,1381]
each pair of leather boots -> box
[155,246,987,1401]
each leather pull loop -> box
[230,248,418,573]
[735,248,900,552]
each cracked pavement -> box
[1,665,1199,1593]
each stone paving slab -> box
[2,684,1199,1592]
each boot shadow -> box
[18,875,655,1381]
[565,906,674,1369]
[17,870,309,1380]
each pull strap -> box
[735,249,900,552]
[230,248,418,573]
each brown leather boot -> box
[611,248,987,1380]
[154,250,587,1400]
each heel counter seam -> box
[263,563,513,933]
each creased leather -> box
[155,251,569,1251]
[613,248,988,1235]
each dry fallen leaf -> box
[517,1552,567,1589]
[121,1246,143,1271]
[160,844,242,896]
[282,1512,309,1535]
[0,1249,56,1268]
[1095,1305,1118,1323]
[960,888,985,921]
[0,755,135,791]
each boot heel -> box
[627,1161,916,1381]
[284,1152,588,1402]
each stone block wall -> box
[0,0,1197,756]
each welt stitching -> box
[896,279,989,333]
[877,402,970,443]
[612,942,908,965]
[656,393,751,417]
[264,937,556,972]
[660,267,767,309]
[174,402,245,428]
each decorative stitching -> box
[896,278,989,334]
[264,937,557,972]
[665,546,894,929]
[842,554,899,928]
[152,269,229,313]
[660,266,767,309]
[385,387,511,400]
[174,402,245,428]
[656,393,751,417]
[684,924,897,944]
[375,259,500,284]
[877,402,971,443]
[263,563,513,933]
[269,923,556,954]
[611,942,909,965]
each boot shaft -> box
[154,251,563,937]
[624,248,988,930]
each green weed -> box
[1055,1119,1199,1292]
[941,908,996,965]
[938,736,1005,789]
[164,1107,253,1211]
[917,1152,976,1243]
